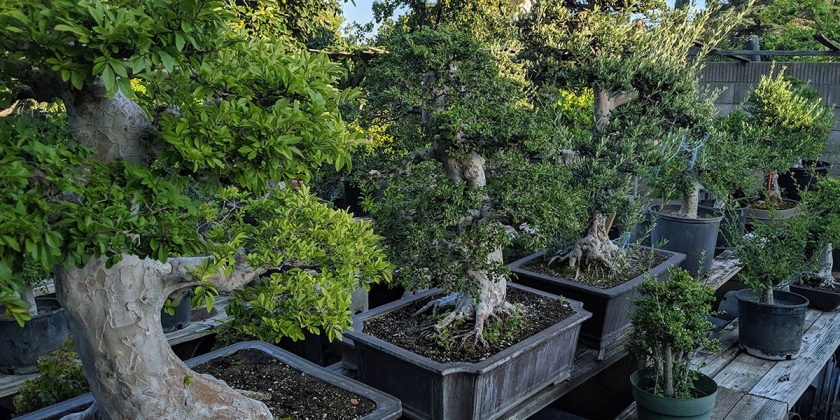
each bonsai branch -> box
[162,255,267,296]
[594,85,638,128]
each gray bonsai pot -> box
[345,282,592,420]
[15,341,402,420]
[509,246,685,349]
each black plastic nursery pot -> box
[630,368,718,420]
[789,272,840,312]
[16,341,402,420]
[509,246,685,350]
[777,159,830,201]
[345,282,591,420]
[735,289,809,360]
[0,297,69,374]
[649,205,723,277]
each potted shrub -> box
[733,214,812,360]
[718,70,834,225]
[13,339,89,417]
[789,177,840,310]
[0,0,394,416]
[627,268,721,420]
[346,20,592,419]
[510,2,745,348]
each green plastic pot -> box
[630,368,718,420]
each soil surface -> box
[747,197,797,210]
[519,248,669,289]
[363,287,576,364]
[795,273,840,292]
[193,349,376,419]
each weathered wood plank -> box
[712,353,776,392]
[722,393,787,419]
[710,387,748,419]
[696,320,741,378]
[612,388,772,420]
[703,252,741,291]
[748,309,840,407]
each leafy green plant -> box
[721,70,834,200]
[627,268,720,399]
[13,339,89,416]
[798,177,840,287]
[735,215,813,304]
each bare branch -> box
[161,255,267,296]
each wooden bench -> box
[615,299,840,419]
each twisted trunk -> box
[816,243,836,287]
[56,255,272,420]
[563,212,620,269]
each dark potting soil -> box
[363,287,576,364]
[747,197,797,210]
[193,349,376,419]
[796,273,840,293]
[520,248,669,289]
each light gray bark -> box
[768,172,781,199]
[23,286,38,317]
[63,80,156,164]
[561,212,620,269]
[594,85,637,128]
[679,179,700,219]
[55,255,273,420]
[816,243,836,287]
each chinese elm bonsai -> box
[0,1,391,418]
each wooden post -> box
[746,35,761,62]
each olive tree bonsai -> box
[718,70,834,201]
[628,268,720,398]
[517,2,746,270]
[799,177,840,287]
[359,24,584,346]
[0,0,391,418]
[735,215,812,304]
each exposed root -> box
[415,292,525,351]
[553,234,619,270]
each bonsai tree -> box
[359,24,585,345]
[735,215,812,304]
[798,176,840,287]
[719,70,834,201]
[0,0,391,418]
[518,2,746,268]
[627,268,720,398]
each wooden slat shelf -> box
[499,252,742,419]
[615,305,840,420]
[0,296,231,399]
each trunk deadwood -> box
[560,212,620,269]
[56,255,273,420]
[767,172,781,199]
[816,243,836,287]
[23,286,38,317]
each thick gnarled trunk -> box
[55,255,273,420]
[816,243,836,287]
[562,212,620,269]
[679,179,700,219]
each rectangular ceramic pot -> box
[508,246,685,349]
[16,341,402,420]
[345,282,592,420]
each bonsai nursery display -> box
[716,70,834,225]
[733,214,812,360]
[789,176,840,311]
[345,14,593,417]
[510,1,744,347]
[0,0,393,418]
[627,268,721,420]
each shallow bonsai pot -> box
[0,297,69,374]
[735,289,809,360]
[650,205,724,277]
[630,368,718,420]
[345,282,591,420]
[744,198,800,228]
[16,341,402,420]
[789,274,840,312]
[509,246,685,349]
